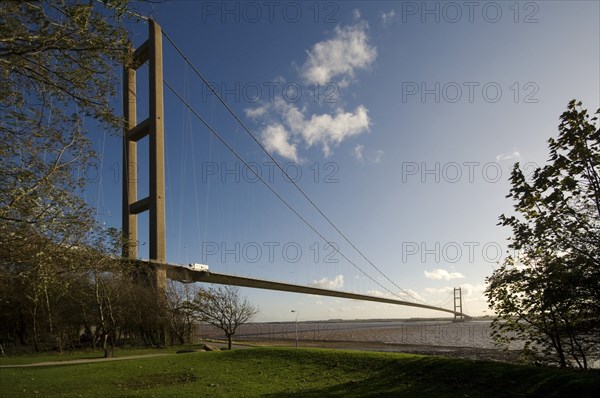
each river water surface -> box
[197,320,511,349]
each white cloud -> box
[303,105,370,156]
[252,99,371,160]
[424,268,465,281]
[353,144,364,161]
[353,9,361,21]
[403,289,426,302]
[277,99,307,133]
[367,289,425,302]
[301,23,377,86]
[381,10,396,27]
[245,104,269,119]
[246,24,375,160]
[261,124,298,162]
[366,289,387,297]
[459,283,486,297]
[369,149,384,164]
[424,286,453,295]
[312,275,344,290]
[495,151,521,161]
[424,283,485,297]
[353,146,384,164]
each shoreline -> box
[242,338,522,363]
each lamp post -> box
[291,310,299,348]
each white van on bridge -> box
[188,263,209,271]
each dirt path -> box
[0,342,251,368]
[0,353,173,368]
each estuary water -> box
[196,320,511,349]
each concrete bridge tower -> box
[122,19,167,292]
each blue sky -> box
[85,1,599,321]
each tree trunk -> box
[32,317,39,352]
[57,332,63,355]
[227,334,232,350]
[102,332,112,358]
[91,327,97,350]
[18,312,26,346]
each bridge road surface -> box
[146,261,469,319]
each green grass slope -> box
[1,348,598,397]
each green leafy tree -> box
[0,0,132,351]
[486,100,600,369]
[1,0,130,245]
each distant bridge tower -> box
[453,287,464,322]
[122,19,166,292]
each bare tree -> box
[193,287,258,350]
[166,281,198,345]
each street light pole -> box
[291,310,299,348]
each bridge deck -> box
[159,263,468,318]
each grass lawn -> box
[1,348,598,397]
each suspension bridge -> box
[122,19,470,321]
